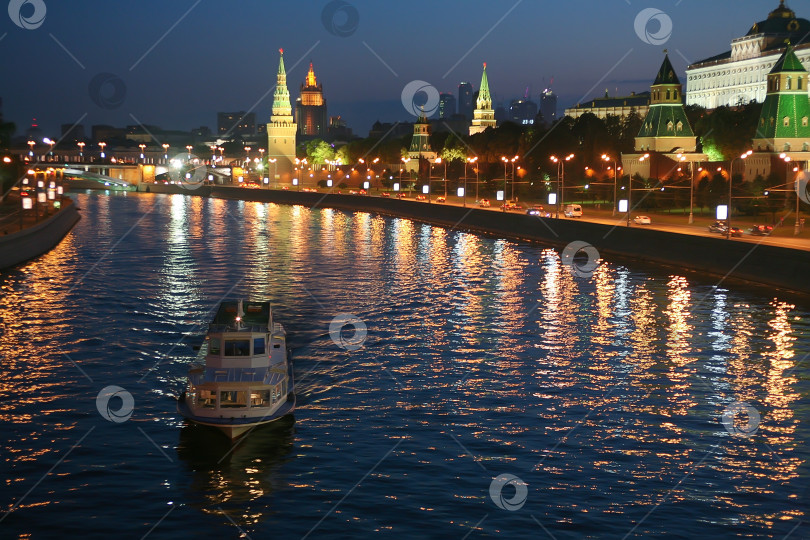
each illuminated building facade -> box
[266,49,297,184]
[458,82,473,120]
[295,62,327,137]
[686,1,810,109]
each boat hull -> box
[177,392,296,439]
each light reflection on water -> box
[0,191,808,538]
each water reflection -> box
[177,417,296,528]
[0,192,809,538]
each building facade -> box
[686,1,810,109]
[217,111,256,137]
[469,63,496,135]
[266,49,297,184]
[295,62,327,137]
[564,91,649,120]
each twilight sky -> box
[0,0,791,139]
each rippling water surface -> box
[1,191,809,539]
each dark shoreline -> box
[98,183,810,299]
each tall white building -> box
[686,1,810,109]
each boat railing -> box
[208,323,268,333]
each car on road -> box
[749,224,773,236]
[563,204,583,218]
[526,206,548,217]
[416,194,426,201]
[728,227,743,237]
[380,192,390,197]
[359,189,367,195]
[478,199,490,207]
[708,221,727,234]
[634,215,651,225]
[397,193,408,198]
[436,196,446,203]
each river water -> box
[1,191,809,539]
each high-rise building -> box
[469,63,496,135]
[540,89,557,125]
[217,111,256,137]
[509,99,538,125]
[61,123,85,142]
[458,82,474,120]
[295,62,328,137]
[439,93,457,119]
[266,49,297,184]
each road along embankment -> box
[141,184,810,296]
[0,198,80,270]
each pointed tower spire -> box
[272,48,293,119]
[478,62,491,106]
[306,61,317,87]
[469,62,496,135]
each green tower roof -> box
[755,92,810,139]
[653,54,680,85]
[478,63,491,102]
[278,48,286,75]
[770,43,807,73]
[637,105,695,138]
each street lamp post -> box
[27,140,35,157]
[77,142,85,161]
[501,157,509,211]
[781,152,801,235]
[550,155,560,218]
[139,144,146,162]
[727,150,752,239]
[602,154,617,216]
[466,157,478,205]
[98,142,107,160]
[186,145,193,160]
[43,138,55,159]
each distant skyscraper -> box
[439,93,457,119]
[469,63,496,135]
[295,62,327,137]
[458,82,473,120]
[266,49,297,184]
[540,88,557,125]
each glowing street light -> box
[98,141,107,159]
[139,143,146,161]
[186,145,193,160]
[27,140,35,157]
[464,156,478,207]
[77,141,85,160]
[268,158,277,188]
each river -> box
[0,191,808,539]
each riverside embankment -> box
[0,197,80,270]
[137,184,809,295]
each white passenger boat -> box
[177,300,295,439]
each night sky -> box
[0,0,789,139]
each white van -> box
[564,204,582,218]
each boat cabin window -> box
[220,390,247,408]
[209,338,221,355]
[251,390,271,407]
[224,339,251,356]
[254,337,265,355]
[199,389,217,408]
